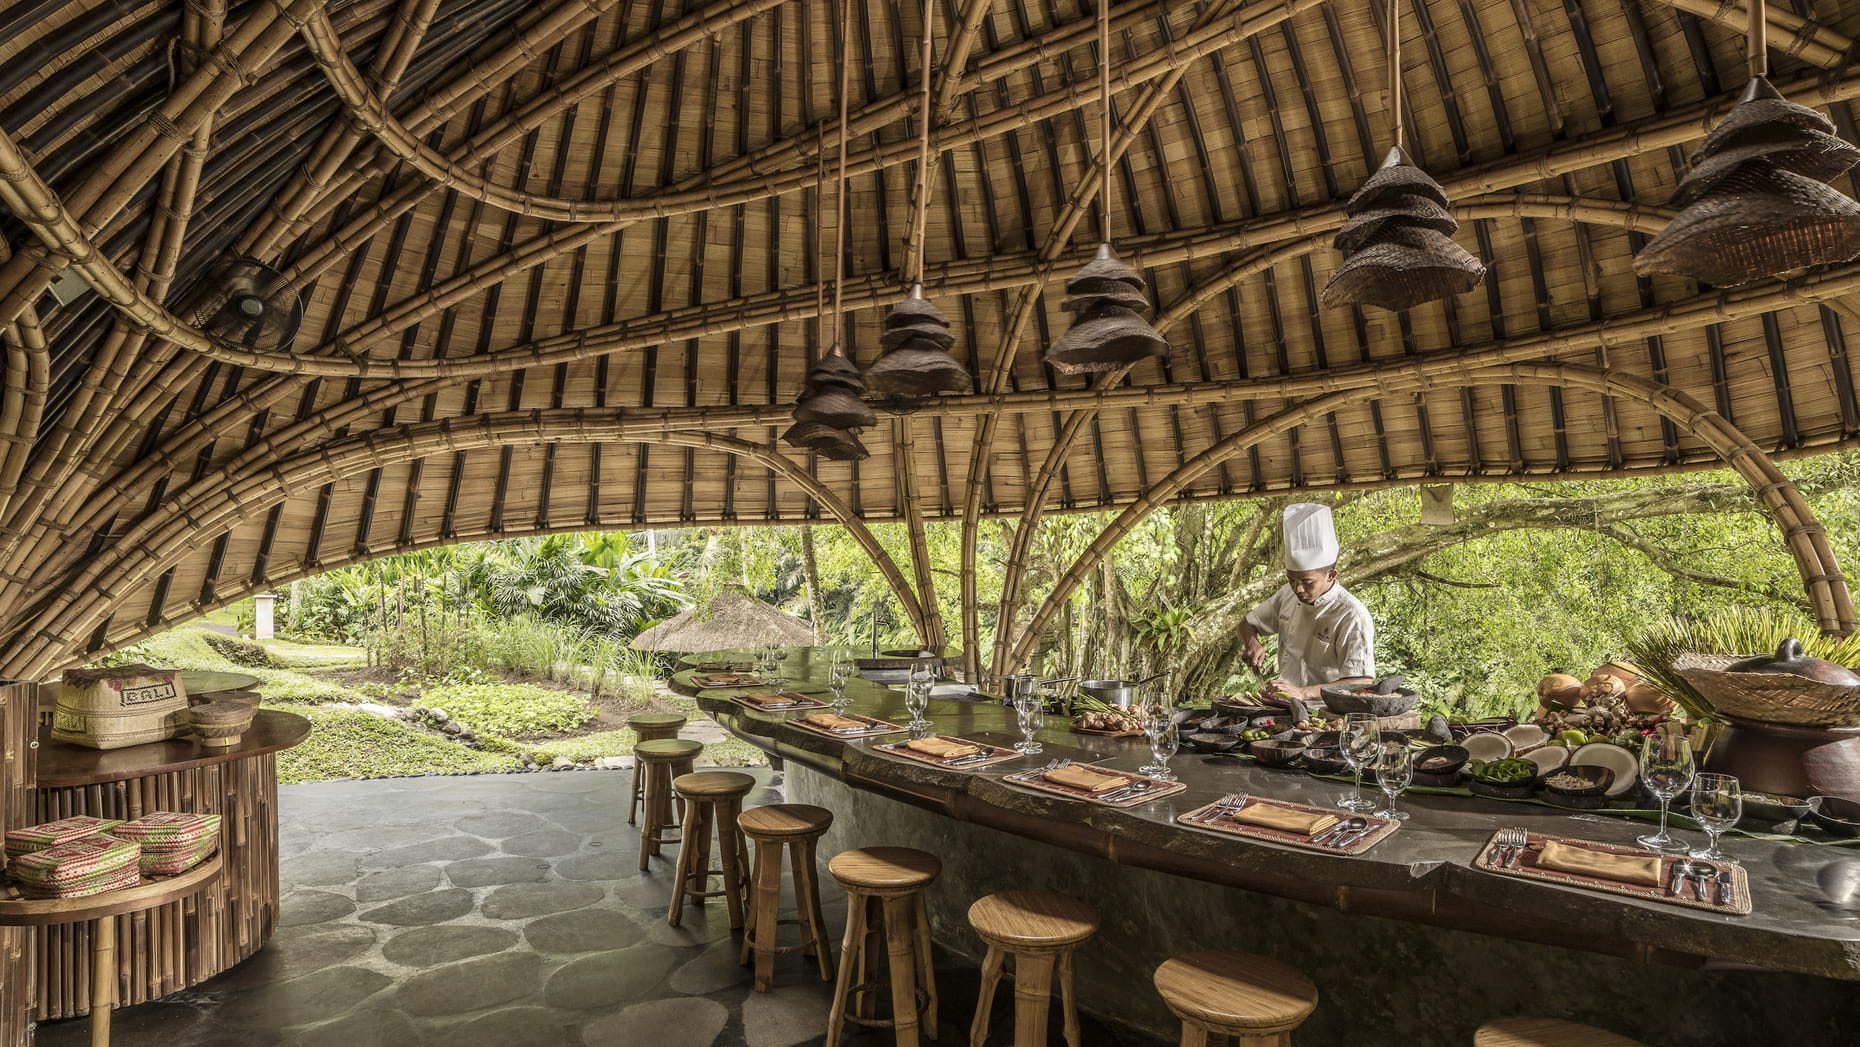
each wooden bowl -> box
[1248,739,1307,768]
[1806,795,1860,838]
[1319,684,1417,717]
[188,701,256,749]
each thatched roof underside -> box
[2,0,1860,673]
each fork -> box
[1492,827,1527,868]
[1197,792,1248,824]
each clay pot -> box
[1623,680,1675,715]
[1702,716,1860,802]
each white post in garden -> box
[254,593,277,639]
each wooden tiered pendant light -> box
[1321,0,1485,312]
[1633,0,1860,285]
[1043,0,1167,374]
[864,0,971,402]
[783,0,872,461]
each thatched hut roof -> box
[631,592,816,653]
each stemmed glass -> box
[1013,695,1046,755]
[1140,707,1179,781]
[904,659,936,733]
[1374,744,1413,820]
[1637,727,1697,853]
[1690,772,1742,864]
[828,652,854,712]
[1337,713,1380,812]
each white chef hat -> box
[1283,503,1339,571]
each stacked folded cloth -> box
[9,836,142,898]
[4,815,124,861]
[110,813,221,876]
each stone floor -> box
[36,769,1164,1047]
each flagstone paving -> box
[32,769,1163,1046]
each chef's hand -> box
[1243,636,1267,673]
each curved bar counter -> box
[683,649,1860,1046]
[25,710,309,1024]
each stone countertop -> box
[679,649,1860,983]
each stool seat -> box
[629,712,688,730]
[1153,950,1317,1034]
[674,770,755,798]
[828,847,941,893]
[636,738,704,761]
[1475,1018,1648,1047]
[967,889,1099,948]
[739,803,834,838]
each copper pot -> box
[1701,716,1860,802]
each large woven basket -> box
[1674,653,1860,729]
[51,664,190,750]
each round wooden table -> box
[0,856,223,1046]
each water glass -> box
[1690,772,1742,864]
[1338,713,1380,812]
[905,659,935,730]
[828,653,854,712]
[1637,727,1697,853]
[1141,709,1179,781]
[1375,744,1413,820]
[1014,697,1046,755]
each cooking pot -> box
[1077,673,1164,709]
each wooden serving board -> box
[727,693,830,714]
[1002,767,1187,808]
[1472,831,1751,915]
[872,736,1022,770]
[787,712,906,740]
[1176,797,1399,856]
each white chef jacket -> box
[1244,582,1376,688]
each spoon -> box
[1315,816,1366,846]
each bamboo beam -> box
[1004,362,1854,671]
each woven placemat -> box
[1472,830,1751,915]
[1176,797,1399,856]
[788,712,906,740]
[872,736,1022,770]
[1002,767,1188,808]
[728,693,830,714]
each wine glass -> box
[1690,772,1742,864]
[1014,696,1046,755]
[1637,728,1697,853]
[905,659,935,732]
[1139,707,1178,780]
[1337,713,1380,812]
[828,652,854,712]
[1374,744,1413,820]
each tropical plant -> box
[1627,607,1860,721]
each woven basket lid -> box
[880,320,957,352]
[781,420,870,460]
[1321,229,1487,311]
[1695,76,1837,156]
[1635,167,1860,284]
[1065,243,1147,293]
[805,351,867,392]
[1060,286,1152,314]
[188,700,256,725]
[793,386,876,429]
[1333,198,1458,254]
[865,345,974,398]
[883,288,950,328]
[1045,307,1170,374]
[1674,129,1860,205]
[1345,147,1450,212]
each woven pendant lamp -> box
[864,0,971,403]
[1634,2,1860,285]
[1322,0,1484,312]
[1043,0,1167,375]
[783,0,871,462]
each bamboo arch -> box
[1002,362,1855,672]
[0,425,932,678]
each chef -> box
[1239,503,1376,701]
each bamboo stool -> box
[737,803,835,992]
[966,889,1098,1047]
[667,770,755,929]
[635,738,701,871]
[1152,950,1318,1046]
[825,847,942,1047]
[1474,1018,1649,1047]
[626,713,688,825]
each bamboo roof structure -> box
[1,0,1859,677]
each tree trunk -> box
[799,524,826,643]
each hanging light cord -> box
[909,0,935,284]
[1388,0,1402,152]
[830,0,854,357]
[816,121,827,349]
[1748,0,1767,78]
[1099,0,1112,238]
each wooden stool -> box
[826,847,942,1047]
[668,770,755,929]
[737,803,834,992]
[626,713,688,825]
[966,889,1098,1047]
[1474,1018,1649,1047]
[635,737,701,870]
[1153,950,1318,1046]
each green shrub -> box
[202,633,274,667]
[420,681,595,740]
[277,708,517,783]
